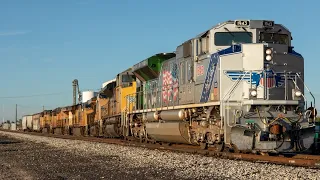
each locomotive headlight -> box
[266,48,272,55]
[251,90,257,97]
[295,90,302,97]
[266,55,272,61]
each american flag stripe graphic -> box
[260,71,275,88]
[162,69,179,103]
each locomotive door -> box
[179,57,194,105]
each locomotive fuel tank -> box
[146,112,159,122]
[158,110,186,121]
[146,110,186,122]
[103,117,121,137]
[104,124,120,137]
[145,122,191,144]
[144,110,190,143]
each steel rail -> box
[1,129,320,169]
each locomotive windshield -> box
[214,32,252,46]
[260,32,289,45]
[120,74,135,87]
[122,74,134,83]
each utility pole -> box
[72,79,81,105]
[43,105,44,111]
[73,79,78,105]
[15,104,17,125]
[2,104,4,124]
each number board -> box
[263,21,274,27]
[235,20,250,27]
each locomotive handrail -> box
[125,78,182,113]
[222,70,250,128]
[291,77,307,108]
[295,73,316,123]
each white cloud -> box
[0,31,31,36]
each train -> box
[20,19,318,154]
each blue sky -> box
[0,0,318,121]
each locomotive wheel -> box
[139,135,144,143]
[200,142,208,150]
[215,142,225,152]
[229,143,239,153]
[69,127,73,135]
[80,127,84,136]
[144,138,150,144]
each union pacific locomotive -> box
[22,19,317,154]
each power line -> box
[17,104,46,109]
[0,88,102,99]
[0,91,69,99]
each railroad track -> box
[1,129,320,169]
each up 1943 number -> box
[235,20,250,27]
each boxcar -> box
[26,115,33,131]
[32,113,41,132]
[22,116,27,131]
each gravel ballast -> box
[0,131,319,180]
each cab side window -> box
[121,74,134,88]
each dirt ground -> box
[0,134,194,180]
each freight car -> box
[23,19,317,154]
[22,116,27,131]
[32,113,41,132]
[2,122,10,130]
[22,115,33,132]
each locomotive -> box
[22,19,317,154]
